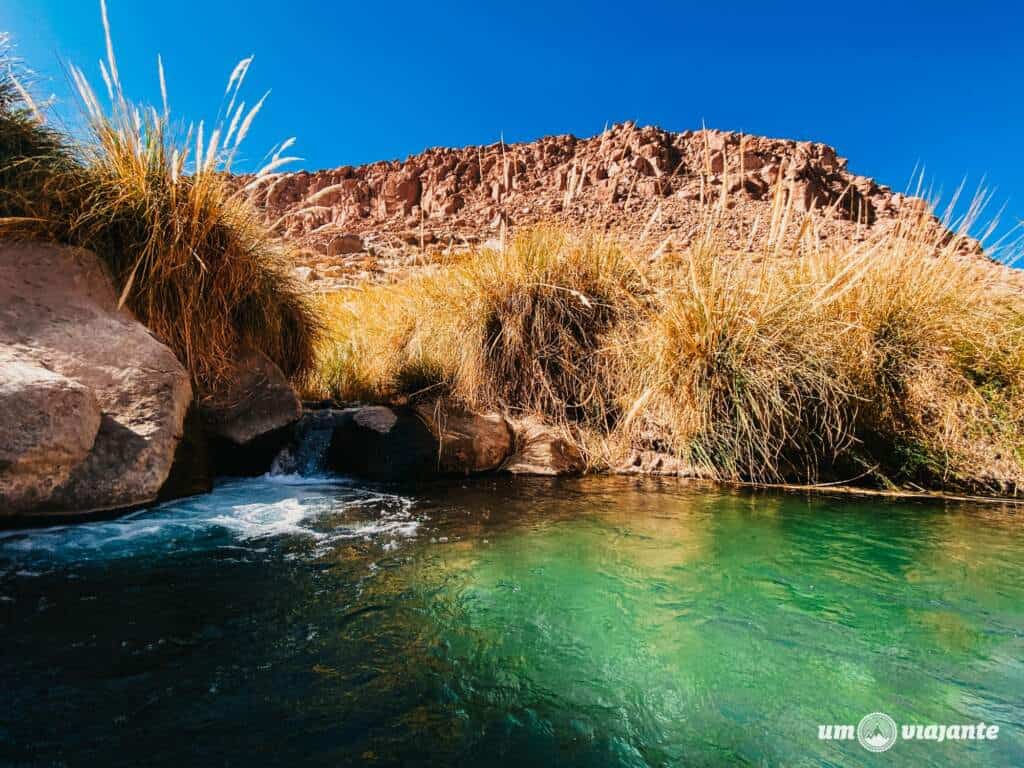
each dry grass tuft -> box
[310,204,1024,494]
[311,228,646,427]
[616,236,849,482]
[0,18,320,389]
[619,207,1024,490]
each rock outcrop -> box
[502,417,585,476]
[238,122,983,290]
[0,242,192,519]
[413,402,513,474]
[199,347,302,445]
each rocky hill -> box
[239,122,977,288]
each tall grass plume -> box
[0,9,320,389]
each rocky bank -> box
[0,239,584,521]
[0,242,303,521]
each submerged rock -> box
[0,242,192,518]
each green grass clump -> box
[0,19,320,390]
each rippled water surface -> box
[1,475,1022,767]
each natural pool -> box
[1,475,1021,767]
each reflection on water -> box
[1,476,1021,767]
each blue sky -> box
[3,1,1022,247]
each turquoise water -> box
[1,475,1021,766]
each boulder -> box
[414,402,513,474]
[0,361,102,510]
[322,403,514,480]
[326,405,438,480]
[0,241,192,518]
[326,233,364,256]
[502,417,584,475]
[199,348,302,445]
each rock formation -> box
[239,122,981,290]
[270,404,579,480]
[0,242,193,518]
[502,416,585,476]
[199,347,302,445]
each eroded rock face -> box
[0,242,192,518]
[199,348,302,445]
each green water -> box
[1,476,1021,766]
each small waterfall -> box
[269,411,336,477]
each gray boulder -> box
[0,241,192,518]
[503,416,585,475]
[199,347,302,445]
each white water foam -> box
[0,476,420,569]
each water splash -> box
[269,410,336,477]
[0,476,418,570]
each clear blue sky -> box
[3,1,1022,246]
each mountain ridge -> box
[238,121,985,287]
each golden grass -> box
[311,228,647,422]
[0,14,320,389]
[620,207,1024,489]
[308,205,1024,494]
